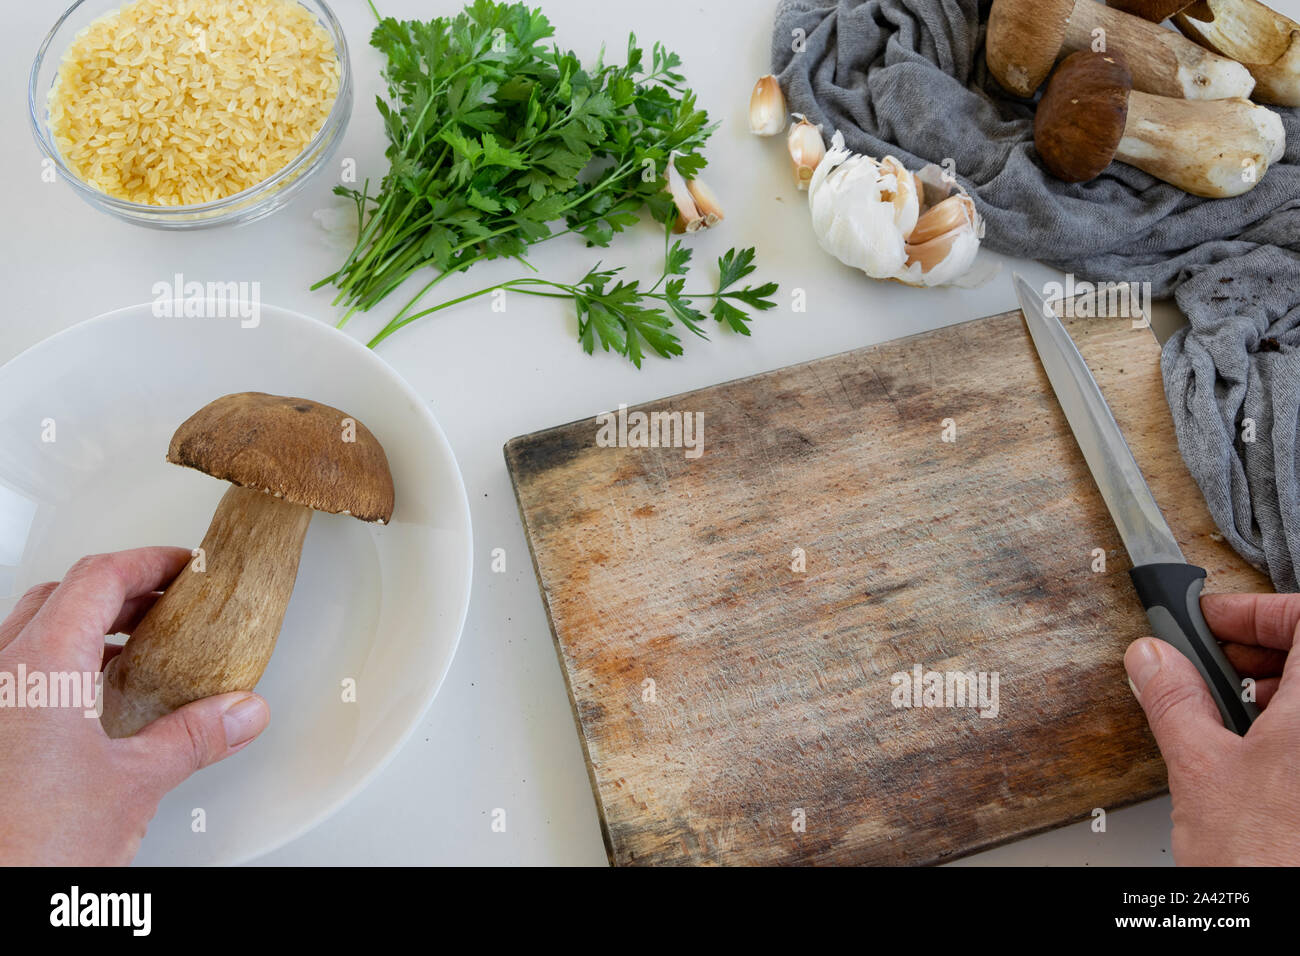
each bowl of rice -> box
[29,0,352,229]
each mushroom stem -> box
[987,0,1255,97]
[101,485,312,738]
[1064,1,1257,98]
[1175,0,1300,106]
[1117,92,1286,196]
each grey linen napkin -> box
[772,0,1300,590]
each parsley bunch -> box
[316,1,778,365]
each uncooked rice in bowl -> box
[48,0,340,206]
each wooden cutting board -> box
[505,309,1267,866]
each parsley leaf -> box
[370,229,780,368]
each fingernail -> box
[222,695,268,747]
[1125,639,1162,699]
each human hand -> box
[0,548,270,866]
[1125,591,1299,866]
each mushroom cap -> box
[986,0,1076,97]
[168,392,396,523]
[1035,51,1134,183]
[1106,0,1196,21]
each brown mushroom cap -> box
[1106,0,1197,21]
[986,0,1076,97]
[168,392,396,523]
[1034,51,1134,183]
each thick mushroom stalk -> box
[1118,90,1286,195]
[1109,0,1300,106]
[1175,0,1300,106]
[101,487,312,737]
[1035,51,1284,197]
[100,392,395,739]
[987,0,1255,98]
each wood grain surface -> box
[505,309,1268,867]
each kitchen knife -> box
[1013,274,1258,735]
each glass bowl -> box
[28,0,353,230]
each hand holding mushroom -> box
[100,392,394,739]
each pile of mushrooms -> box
[987,0,1291,196]
[101,392,395,738]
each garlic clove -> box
[898,197,983,287]
[907,194,977,245]
[787,115,826,190]
[904,232,961,274]
[750,75,787,136]
[687,177,725,227]
[666,154,703,231]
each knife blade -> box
[1014,274,1257,734]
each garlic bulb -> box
[788,115,826,190]
[750,75,787,137]
[808,132,920,279]
[807,132,986,287]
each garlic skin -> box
[807,132,920,279]
[750,75,787,136]
[877,155,920,237]
[788,115,826,190]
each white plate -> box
[0,303,473,865]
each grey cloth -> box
[772,0,1300,590]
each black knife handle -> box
[1129,563,1258,735]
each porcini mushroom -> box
[987,0,1255,98]
[1034,50,1284,197]
[100,392,395,738]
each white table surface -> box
[6,0,1290,866]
